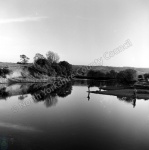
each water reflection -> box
[0,82,72,108]
[87,92,90,101]
[28,82,72,107]
[0,87,9,100]
[117,96,137,107]
[0,79,149,150]
[18,95,28,100]
[74,79,149,107]
[0,79,148,108]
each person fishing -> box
[87,92,90,101]
[87,85,91,101]
[133,87,137,108]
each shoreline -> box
[89,89,149,100]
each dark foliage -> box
[27,82,72,107]
[106,70,117,78]
[51,62,63,76]
[31,52,72,77]
[87,70,106,79]
[59,61,72,77]
[0,87,9,99]
[0,68,11,78]
[117,69,137,84]
[144,73,149,82]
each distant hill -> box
[72,65,149,75]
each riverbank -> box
[89,89,149,100]
[0,77,65,84]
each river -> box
[0,79,149,150]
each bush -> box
[0,68,11,78]
[59,61,72,77]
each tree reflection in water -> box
[85,79,139,107]
[28,82,72,108]
[117,96,136,108]
[0,82,72,108]
[0,79,145,108]
[87,79,118,90]
[18,95,28,100]
[0,87,9,100]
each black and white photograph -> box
[0,0,149,150]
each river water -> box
[0,80,149,150]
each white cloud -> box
[0,16,48,24]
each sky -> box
[0,0,149,67]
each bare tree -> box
[46,51,60,64]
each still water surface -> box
[0,80,149,150]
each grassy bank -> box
[89,89,149,100]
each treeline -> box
[28,51,72,78]
[87,70,117,79]
[87,69,137,83]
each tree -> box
[20,55,29,64]
[33,53,45,64]
[106,70,117,78]
[109,70,117,78]
[87,70,95,78]
[144,73,149,81]
[51,62,62,76]
[46,51,60,64]
[59,61,72,77]
[33,53,47,73]
[96,71,105,78]
[117,69,137,84]
[87,70,105,78]
[32,53,57,76]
